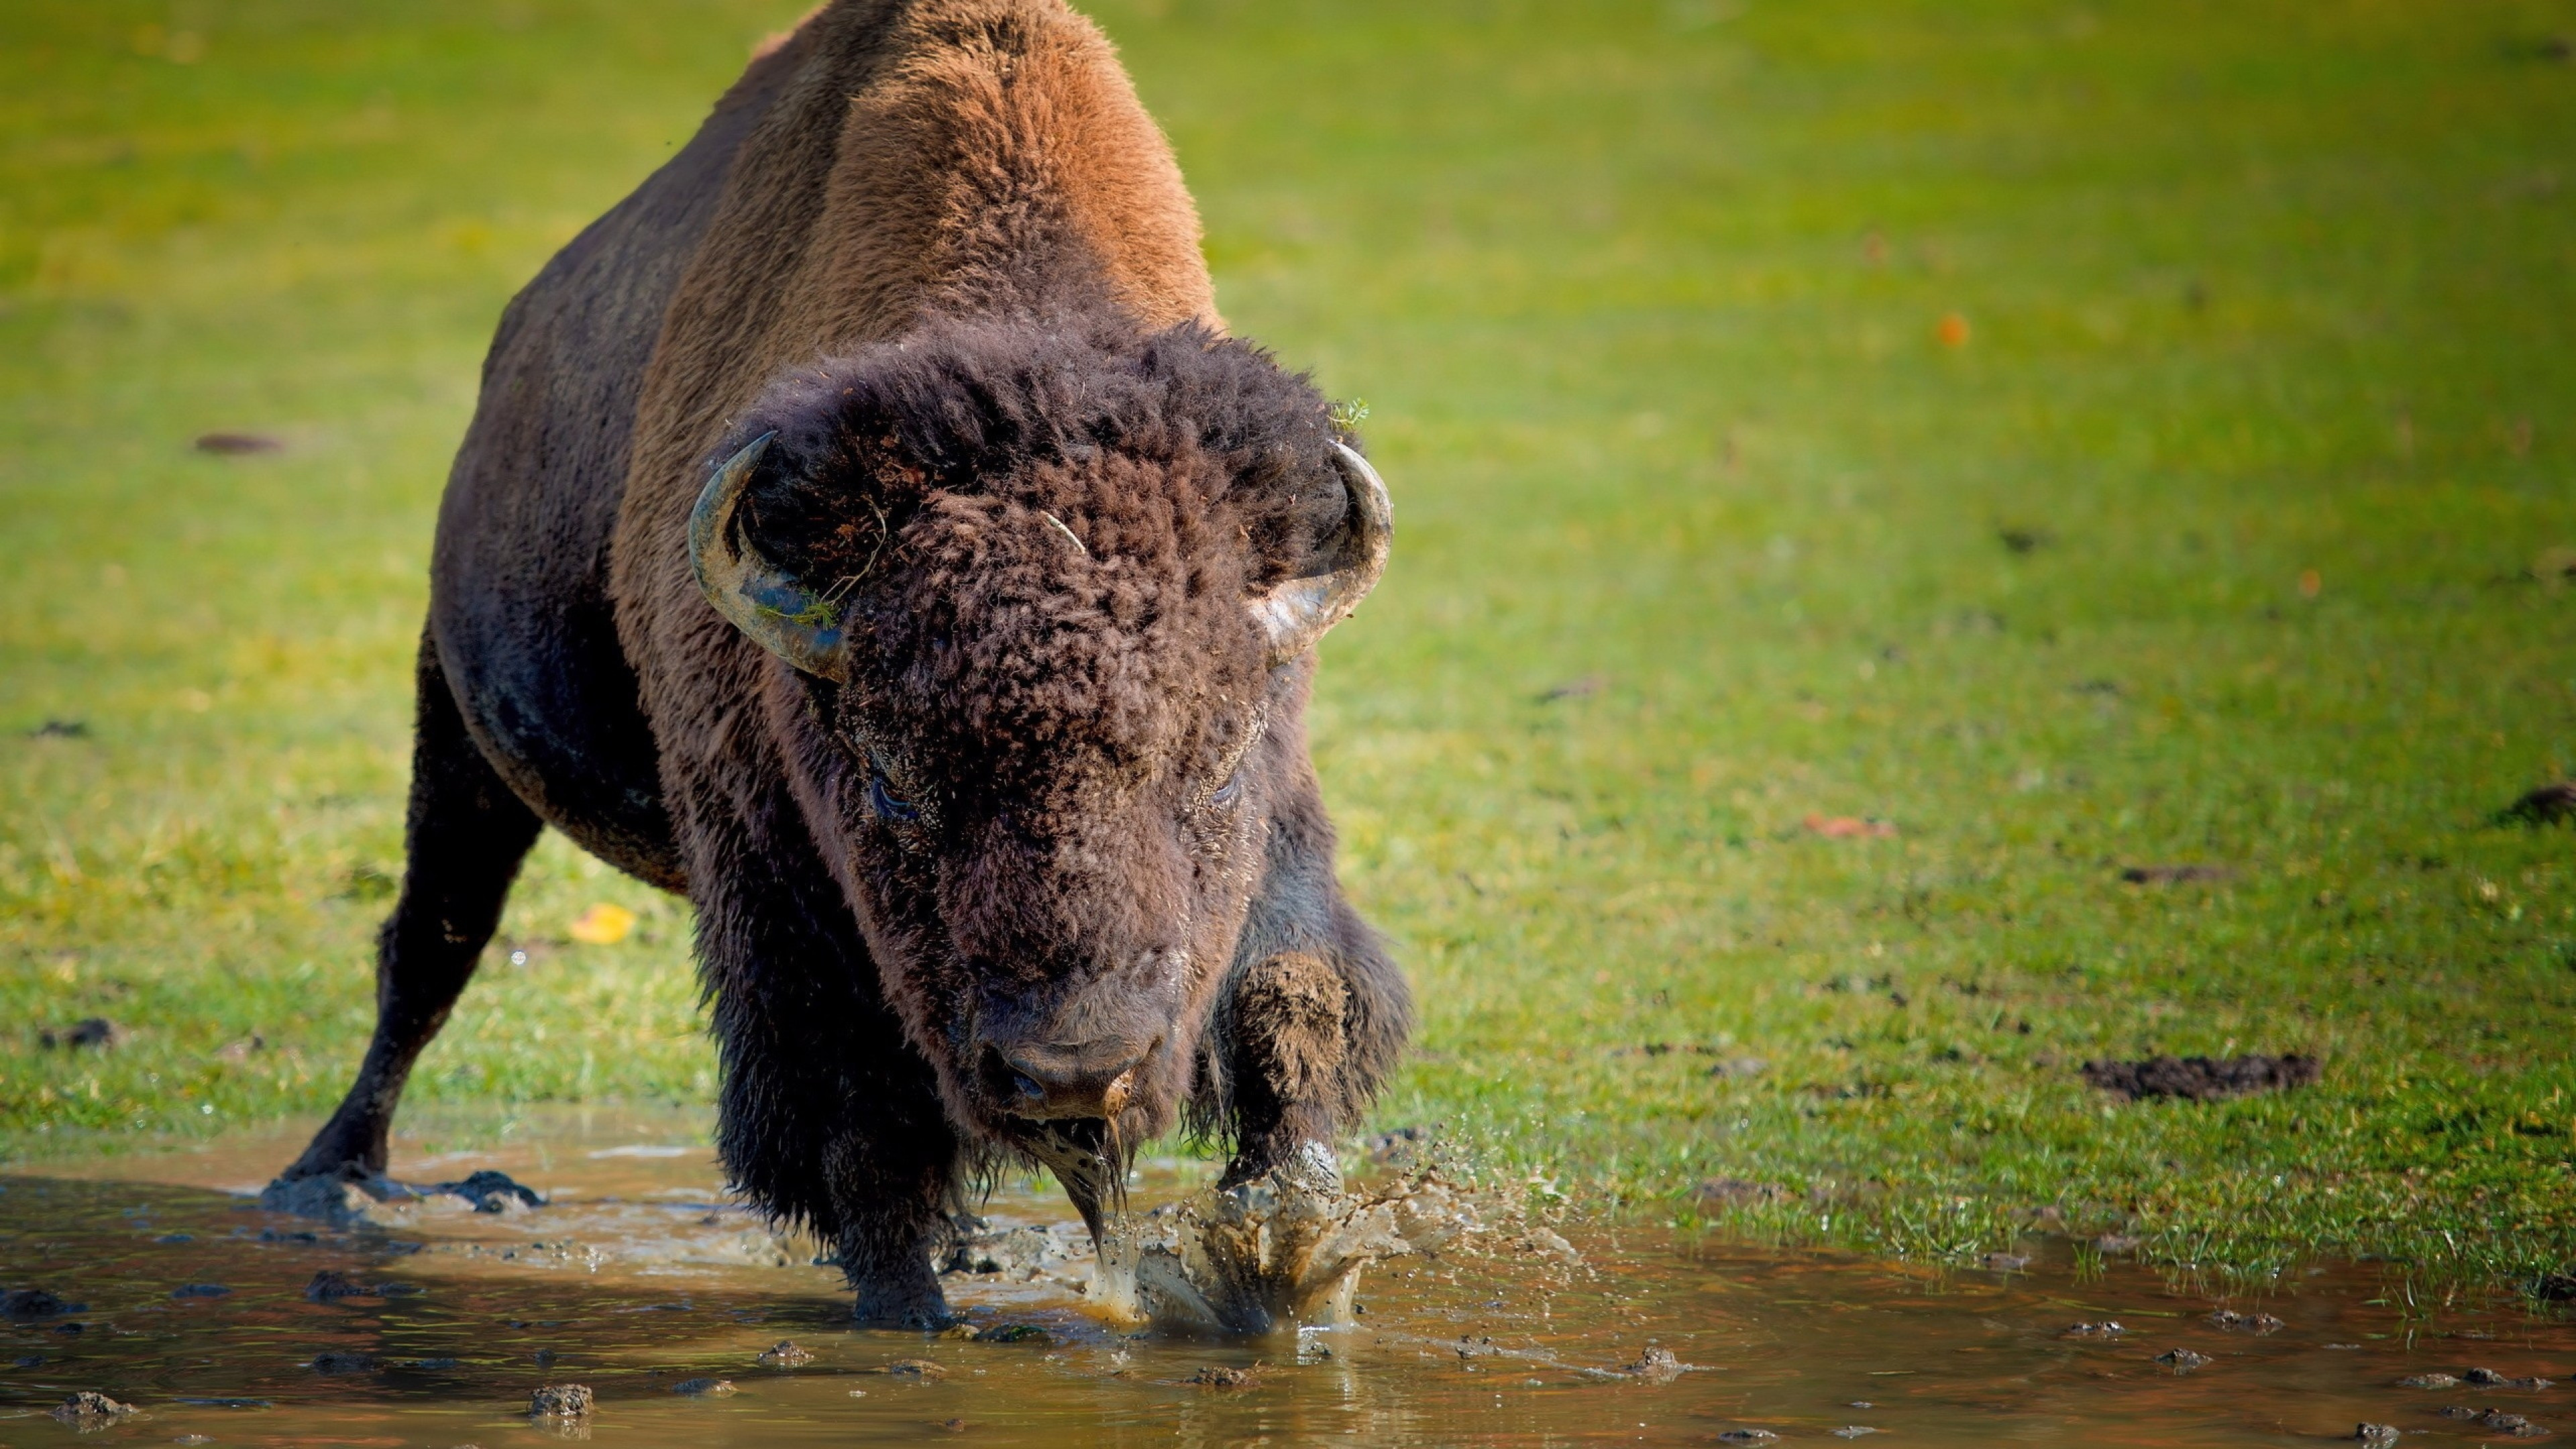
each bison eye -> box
[1209,770,1245,810]
[867,769,920,825]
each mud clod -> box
[2082,1054,2319,1103]
[2401,1373,2460,1389]
[1187,1364,1265,1389]
[40,1018,122,1051]
[1,1288,81,1320]
[2118,863,2232,885]
[756,1340,814,1367]
[2468,1368,2555,1389]
[2207,1309,2284,1334]
[1717,1431,1780,1444]
[2478,1409,2548,1437]
[1625,1346,1686,1383]
[2155,1348,2211,1371]
[194,431,283,455]
[2063,1322,2125,1338]
[529,1383,594,1418]
[170,1283,229,1298]
[670,1378,735,1396]
[51,1391,139,1424]
[307,1351,380,1375]
[2439,1405,2480,1420]
[2353,1426,2400,1444]
[884,1358,947,1379]
[1980,1252,2031,1272]
[305,1270,379,1302]
[441,1169,545,1213]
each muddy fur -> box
[278,0,1409,1329]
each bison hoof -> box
[1219,1138,1342,1195]
[851,1287,952,1332]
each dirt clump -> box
[307,1352,379,1375]
[305,1270,380,1302]
[2063,1322,2125,1338]
[195,431,284,455]
[2352,1426,2399,1444]
[1187,1363,1265,1389]
[529,1383,594,1418]
[669,1378,735,1396]
[52,1391,139,1424]
[756,1340,814,1367]
[2467,1368,2555,1389]
[2155,1348,2211,1371]
[2082,1054,2319,1102]
[883,1358,946,1379]
[1,1288,81,1320]
[40,1018,121,1050]
[2401,1373,2460,1389]
[2118,863,2232,885]
[2207,1309,2284,1334]
[2478,1409,2548,1436]
[1625,1346,1686,1383]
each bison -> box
[268,0,1410,1328]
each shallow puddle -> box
[1,1108,2568,1446]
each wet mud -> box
[3,1106,2573,1446]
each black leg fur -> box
[280,629,541,1183]
[686,770,961,1330]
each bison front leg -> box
[276,632,540,1190]
[694,840,959,1330]
[1213,941,1409,1191]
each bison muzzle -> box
[268,0,1411,1329]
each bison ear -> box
[688,433,855,682]
[1250,442,1393,667]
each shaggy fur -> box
[276,0,1410,1330]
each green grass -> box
[5,0,2575,1292]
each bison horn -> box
[1253,442,1393,667]
[688,432,855,682]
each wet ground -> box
[2,1108,2570,1446]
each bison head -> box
[686,317,1387,1196]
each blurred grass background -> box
[2,0,2573,1288]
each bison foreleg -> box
[276,632,541,1187]
[1213,944,1407,1191]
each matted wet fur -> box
[272,0,1409,1330]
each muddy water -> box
[0,1109,2567,1446]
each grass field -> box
[3,0,2573,1293]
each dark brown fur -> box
[276,0,1409,1329]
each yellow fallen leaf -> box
[568,902,637,946]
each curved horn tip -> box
[688,431,855,683]
[1254,443,1394,667]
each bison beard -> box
[267,0,1411,1330]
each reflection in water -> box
[0,1107,2566,1446]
